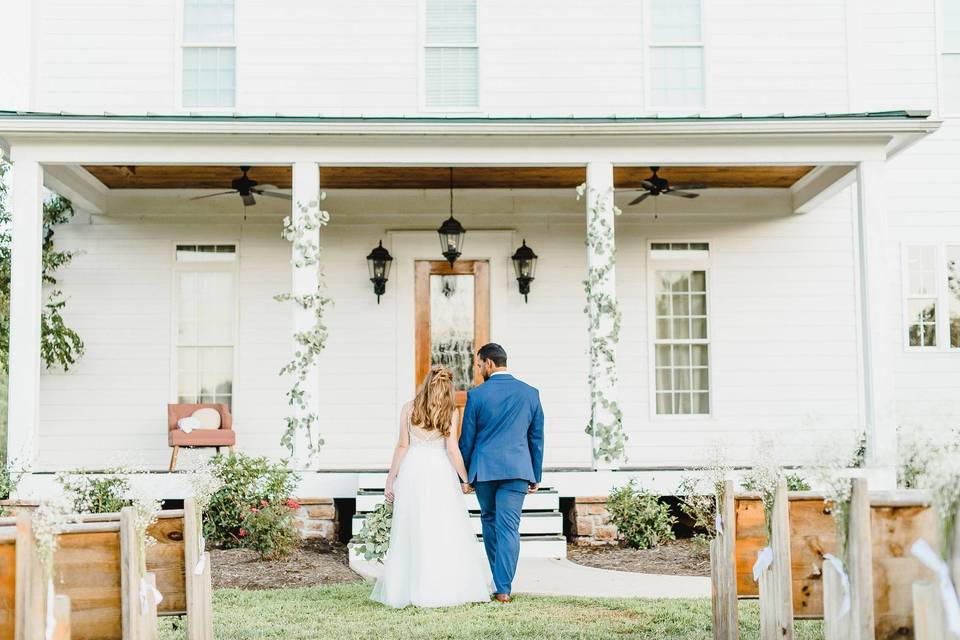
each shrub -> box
[785,473,811,491]
[239,498,301,559]
[56,469,129,513]
[607,480,676,550]
[676,475,716,548]
[349,502,393,563]
[204,452,300,549]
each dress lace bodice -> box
[401,402,450,450]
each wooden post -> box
[822,560,852,640]
[120,506,143,640]
[184,498,212,640]
[912,581,946,640]
[51,594,71,640]
[847,478,875,639]
[14,511,43,640]
[759,478,793,640]
[711,480,738,640]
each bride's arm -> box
[384,404,411,503]
[444,409,470,486]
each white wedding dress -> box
[371,403,493,608]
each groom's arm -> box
[458,390,478,477]
[528,391,544,484]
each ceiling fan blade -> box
[666,190,700,199]
[252,189,292,200]
[190,190,237,201]
[675,184,708,190]
[241,193,257,207]
[628,192,651,205]
[639,180,655,189]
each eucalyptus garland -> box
[576,183,626,463]
[275,198,332,459]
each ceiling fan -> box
[189,166,291,207]
[622,166,707,205]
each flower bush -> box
[349,502,393,563]
[203,452,300,548]
[607,480,676,550]
[56,468,130,513]
[239,498,301,560]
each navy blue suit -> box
[459,373,544,595]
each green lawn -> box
[158,583,824,640]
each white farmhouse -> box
[1,0,957,552]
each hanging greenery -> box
[275,197,332,459]
[576,183,626,463]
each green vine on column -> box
[275,196,332,459]
[576,183,626,463]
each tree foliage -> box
[0,160,84,374]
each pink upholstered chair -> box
[167,403,236,471]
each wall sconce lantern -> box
[366,240,393,303]
[511,239,538,303]
[437,168,465,265]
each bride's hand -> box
[385,478,395,503]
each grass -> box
[158,583,824,640]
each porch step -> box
[355,488,559,513]
[352,511,562,537]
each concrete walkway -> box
[350,555,711,599]
[513,558,710,599]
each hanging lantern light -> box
[511,239,538,303]
[437,168,465,265]
[366,240,393,303]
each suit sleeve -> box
[458,389,478,478]
[528,391,545,484]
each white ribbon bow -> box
[139,578,164,614]
[194,535,206,575]
[822,553,851,617]
[911,538,960,635]
[44,579,55,640]
[753,545,774,582]
[714,512,723,538]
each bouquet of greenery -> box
[349,502,393,563]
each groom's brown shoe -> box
[493,593,511,603]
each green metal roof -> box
[0,109,932,123]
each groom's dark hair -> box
[477,343,508,367]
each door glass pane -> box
[430,274,475,390]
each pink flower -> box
[286,499,300,510]
[238,528,247,538]
[260,499,269,507]
[250,507,259,514]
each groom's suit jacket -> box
[459,374,544,484]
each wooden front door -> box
[415,260,490,431]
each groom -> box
[459,343,545,603]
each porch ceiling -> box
[81,164,815,190]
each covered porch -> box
[0,111,939,498]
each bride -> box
[371,365,493,608]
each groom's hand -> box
[460,482,474,494]
[528,483,539,494]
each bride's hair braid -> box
[411,365,455,436]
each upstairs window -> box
[182,0,236,109]
[903,244,960,350]
[942,0,960,114]
[647,0,704,110]
[424,0,478,109]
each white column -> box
[585,161,621,470]
[290,162,322,466]
[855,160,897,486]
[6,159,44,467]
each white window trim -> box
[418,0,482,113]
[175,0,239,113]
[646,240,714,420]
[642,0,708,114]
[902,242,960,352]
[169,241,241,406]
[936,0,960,118]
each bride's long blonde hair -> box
[411,365,456,437]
